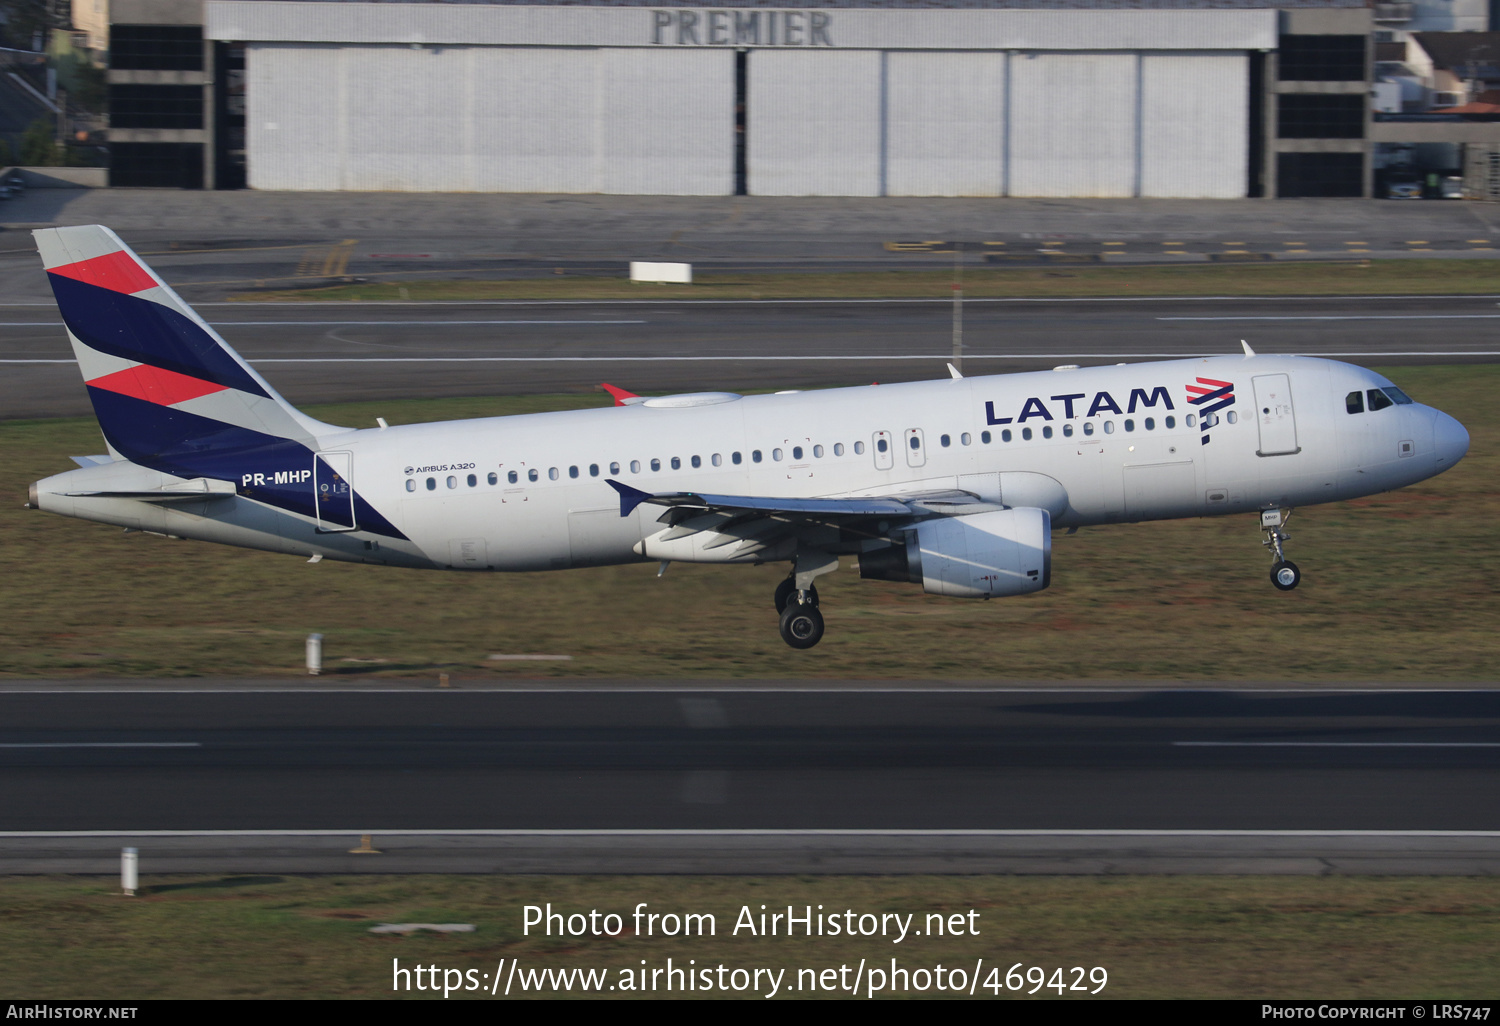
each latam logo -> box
[1186,377,1235,446]
[983,386,1174,426]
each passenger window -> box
[834,443,844,456]
[854,441,866,454]
[406,479,416,492]
[671,457,681,470]
[446,476,457,489]
[426,477,436,490]
[467,473,477,487]
[1103,421,1115,435]
[813,445,824,458]
[1165,416,1176,429]
[508,471,518,484]
[1367,388,1394,412]
[589,464,599,477]
[1063,424,1074,438]
[753,450,763,463]
[528,469,538,482]
[1001,429,1012,442]
[690,455,701,469]
[609,462,620,475]
[711,453,722,467]
[909,436,921,450]
[1124,419,1135,432]
[876,439,888,453]
[792,446,803,460]
[487,472,498,485]
[651,459,661,472]
[630,460,641,474]
[1042,426,1053,439]
[773,448,783,461]
[548,468,559,481]
[1022,427,1032,441]
[568,466,579,479]
[980,431,991,444]
[1186,414,1196,427]
[732,452,742,465]
[1383,386,1414,405]
[1144,418,1155,430]
[940,434,951,447]
[1083,422,1094,436]
[1225,411,1237,424]
[961,433,971,446]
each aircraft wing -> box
[605,479,1001,522]
[605,479,915,519]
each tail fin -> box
[34,225,335,466]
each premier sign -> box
[650,10,834,46]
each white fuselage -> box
[35,354,1466,573]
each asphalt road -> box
[3,295,1497,417]
[3,688,1497,833]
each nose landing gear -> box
[1261,508,1301,591]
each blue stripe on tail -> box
[49,274,269,397]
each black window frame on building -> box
[1276,152,1364,198]
[109,25,205,71]
[110,84,204,130]
[1277,35,1367,82]
[1276,94,1365,140]
[110,143,204,189]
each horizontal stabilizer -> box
[65,477,237,503]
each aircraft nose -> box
[1434,410,1470,468]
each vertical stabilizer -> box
[35,225,340,464]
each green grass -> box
[231,260,1500,303]
[5,874,1499,998]
[1,365,1494,681]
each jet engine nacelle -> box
[859,507,1052,599]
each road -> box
[3,686,1497,872]
[2,295,1496,417]
[3,687,1497,831]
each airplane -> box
[25,225,1470,649]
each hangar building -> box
[110,0,1386,197]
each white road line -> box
[4,295,1500,309]
[180,295,1500,306]
[0,320,645,327]
[217,320,648,326]
[0,742,200,749]
[1160,315,1500,322]
[4,352,1499,366]
[1,829,1498,838]
[1175,741,1500,748]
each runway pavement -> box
[2,687,1497,873]
[2,295,1496,417]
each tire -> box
[774,578,818,614]
[779,601,825,649]
[1270,560,1301,591]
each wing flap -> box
[605,479,914,519]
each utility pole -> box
[951,242,964,374]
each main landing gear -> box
[774,554,837,649]
[1260,508,1301,591]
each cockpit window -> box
[1345,391,1364,415]
[1382,386,1414,405]
[1367,388,1394,412]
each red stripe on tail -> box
[88,363,230,406]
[48,250,158,295]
